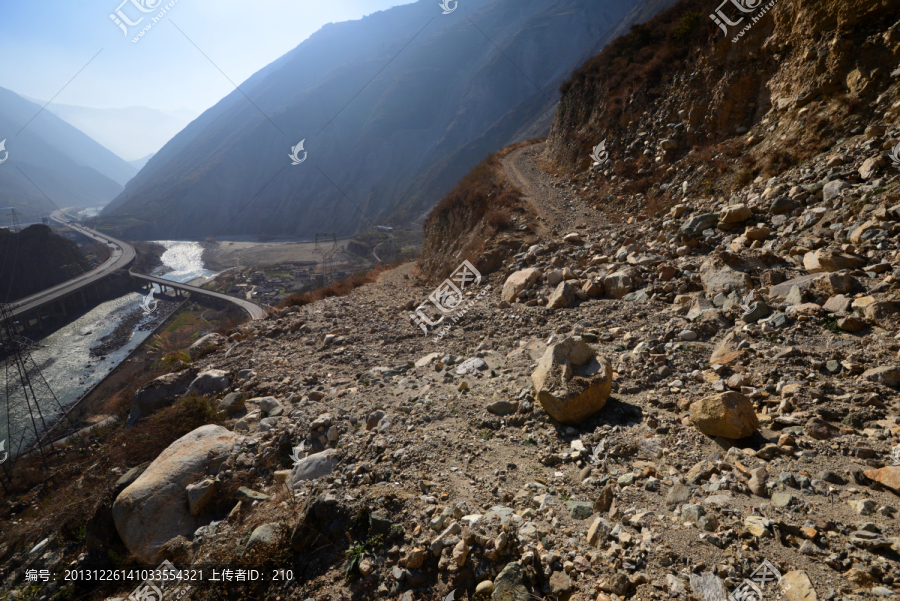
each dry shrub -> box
[561,0,713,96]
[762,149,796,177]
[485,208,513,230]
[277,265,389,309]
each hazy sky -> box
[0,0,416,114]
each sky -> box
[0,0,416,115]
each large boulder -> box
[189,333,226,359]
[531,337,613,425]
[501,268,542,302]
[188,370,229,395]
[127,370,197,427]
[803,248,866,273]
[690,392,759,439]
[113,425,237,564]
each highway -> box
[131,272,268,320]
[8,211,265,321]
[8,212,136,319]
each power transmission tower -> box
[0,208,80,491]
[314,233,338,284]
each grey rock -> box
[188,370,229,395]
[290,449,340,487]
[492,562,529,601]
[456,358,488,375]
[564,501,594,520]
[246,523,280,552]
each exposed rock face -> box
[113,425,237,564]
[531,337,613,424]
[690,392,759,439]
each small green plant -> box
[478,429,493,441]
[345,542,366,560]
[822,315,842,335]
[559,491,572,502]
[668,12,702,45]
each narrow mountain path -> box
[502,142,609,236]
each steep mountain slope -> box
[0,87,136,222]
[95,0,641,240]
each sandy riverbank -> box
[200,239,353,271]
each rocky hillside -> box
[4,1,900,600]
[0,224,93,302]
[544,0,900,222]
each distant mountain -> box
[0,87,136,223]
[129,153,156,171]
[36,101,195,164]
[96,0,644,240]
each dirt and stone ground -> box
[5,129,900,601]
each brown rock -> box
[547,281,576,309]
[814,272,854,295]
[805,417,842,440]
[690,392,759,439]
[710,331,746,366]
[803,248,866,273]
[838,316,867,332]
[863,301,900,327]
[531,337,613,425]
[864,466,900,493]
[501,268,542,302]
[700,259,752,295]
[822,295,851,313]
[594,485,614,513]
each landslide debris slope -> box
[5,0,900,600]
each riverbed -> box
[1,240,216,456]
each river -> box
[1,241,216,458]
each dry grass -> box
[276,265,390,309]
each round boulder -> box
[531,337,612,425]
[690,392,759,439]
